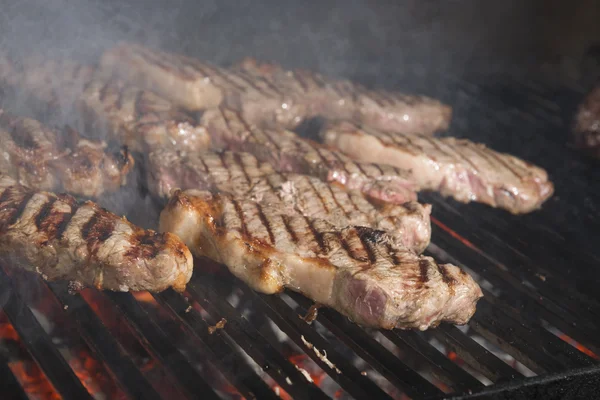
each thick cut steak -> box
[159,189,482,330]
[148,149,432,253]
[0,111,133,197]
[0,174,193,292]
[321,121,554,214]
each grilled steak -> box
[0,174,193,292]
[235,57,453,135]
[201,107,418,204]
[100,43,452,134]
[0,55,210,153]
[0,111,133,197]
[159,189,482,330]
[573,85,600,158]
[321,121,554,214]
[148,149,432,253]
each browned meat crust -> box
[148,149,432,254]
[321,121,554,214]
[0,174,193,292]
[0,111,133,197]
[159,189,482,330]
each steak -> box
[0,174,193,292]
[148,149,432,253]
[234,57,453,135]
[0,111,133,197]
[573,85,600,159]
[0,55,210,153]
[100,43,452,134]
[321,121,554,214]
[159,189,482,330]
[201,107,419,205]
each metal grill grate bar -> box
[0,268,93,400]
[154,289,281,400]
[0,357,29,400]
[188,274,330,400]
[47,282,162,400]
[106,292,220,400]
[287,291,446,398]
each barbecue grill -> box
[1,0,600,399]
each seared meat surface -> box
[148,149,432,253]
[100,43,452,134]
[573,85,600,158]
[201,107,418,204]
[0,111,133,197]
[235,57,452,134]
[0,174,193,292]
[0,55,210,153]
[321,121,554,214]
[159,189,482,330]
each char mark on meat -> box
[0,111,133,197]
[0,55,210,154]
[321,121,554,214]
[99,43,452,134]
[159,190,482,330]
[0,174,193,292]
[200,107,418,205]
[148,149,432,253]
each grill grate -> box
[0,78,599,399]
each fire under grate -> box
[0,78,599,400]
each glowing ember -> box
[69,349,125,399]
[132,291,155,304]
[288,353,327,387]
[431,217,479,251]
[559,334,599,360]
[446,350,465,366]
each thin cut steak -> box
[147,149,432,253]
[573,85,600,159]
[159,190,482,330]
[0,111,133,197]
[321,121,554,214]
[235,57,453,135]
[0,55,210,153]
[0,174,193,292]
[201,107,418,204]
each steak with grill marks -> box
[0,55,210,153]
[0,174,193,292]
[159,189,482,330]
[321,121,554,214]
[573,85,600,159]
[0,111,133,197]
[200,107,418,205]
[148,149,432,253]
[234,57,452,135]
[100,43,452,134]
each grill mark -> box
[81,209,116,257]
[125,229,168,260]
[383,241,401,265]
[204,65,247,93]
[344,191,362,214]
[0,187,15,205]
[7,191,35,227]
[304,176,330,213]
[335,230,366,262]
[354,84,386,107]
[323,147,353,179]
[437,263,456,287]
[231,199,251,239]
[291,71,309,92]
[303,216,327,254]
[355,227,378,264]
[115,83,125,111]
[232,152,252,185]
[34,198,57,230]
[433,138,482,172]
[132,90,144,121]
[235,69,280,97]
[255,203,275,245]
[324,183,350,218]
[55,195,79,240]
[469,142,524,179]
[217,151,233,182]
[230,70,270,96]
[281,215,299,244]
[419,259,430,288]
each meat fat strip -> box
[159,190,482,330]
[0,174,193,292]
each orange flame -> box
[559,334,599,360]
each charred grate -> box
[0,78,599,399]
